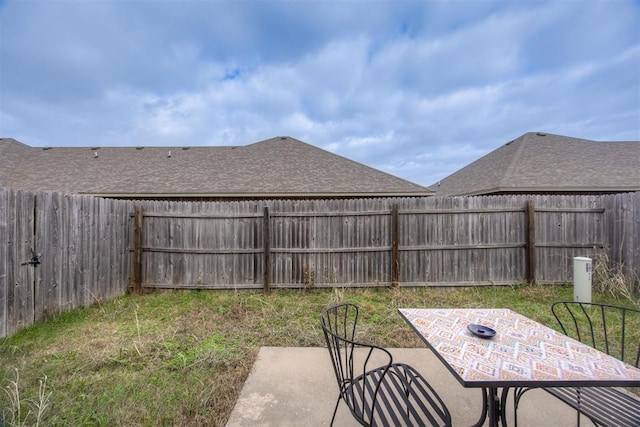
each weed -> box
[1,369,51,427]
[593,251,639,303]
[2,369,23,427]
[303,266,315,291]
[27,375,52,426]
[329,287,346,305]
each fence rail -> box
[1,188,638,337]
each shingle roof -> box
[0,136,431,198]
[430,132,640,196]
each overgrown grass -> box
[592,250,640,303]
[0,285,635,426]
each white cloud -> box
[1,0,638,186]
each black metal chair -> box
[513,301,640,427]
[320,303,452,427]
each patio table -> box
[398,308,640,427]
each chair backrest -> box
[551,301,640,367]
[320,303,393,424]
[321,303,359,387]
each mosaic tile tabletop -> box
[399,308,640,387]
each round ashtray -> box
[467,324,496,339]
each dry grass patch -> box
[593,251,639,303]
[1,285,634,426]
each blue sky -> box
[1,0,639,187]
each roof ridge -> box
[243,136,430,191]
[498,133,530,188]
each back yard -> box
[0,285,636,426]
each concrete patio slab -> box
[227,347,594,426]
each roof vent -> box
[536,132,547,137]
[167,151,172,158]
[280,136,287,140]
[42,147,52,151]
[136,147,144,150]
[91,147,100,150]
[182,147,190,150]
[94,151,98,158]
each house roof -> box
[0,136,432,198]
[430,132,640,197]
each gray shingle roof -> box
[430,132,640,196]
[0,136,431,198]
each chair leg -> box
[330,396,341,427]
[511,387,528,427]
[513,388,519,427]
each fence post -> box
[263,207,271,293]
[391,204,399,288]
[132,205,143,294]
[526,200,537,285]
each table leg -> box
[488,387,500,427]
[471,387,509,427]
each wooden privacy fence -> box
[131,195,614,291]
[1,189,638,337]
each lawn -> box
[0,284,634,426]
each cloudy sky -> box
[1,0,638,187]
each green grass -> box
[0,284,635,426]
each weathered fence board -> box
[396,196,527,285]
[0,188,5,337]
[1,190,36,335]
[139,201,264,289]
[605,192,640,280]
[533,195,604,284]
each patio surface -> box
[227,347,595,426]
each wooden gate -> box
[0,191,38,336]
[1,190,132,337]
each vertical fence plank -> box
[35,191,52,322]
[132,205,143,294]
[526,200,537,284]
[263,206,271,293]
[391,204,399,288]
